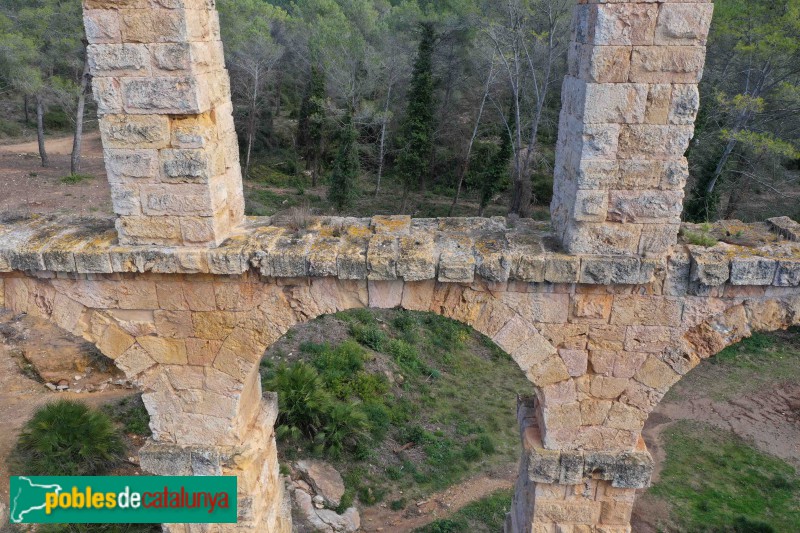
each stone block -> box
[99,114,170,149]
[634,354,680,390]
[368,280,404,309]
[544,255,580,284]
[607,190,683,224]
[568,44,632,84]
[91,77,123,115]
[579,257,644,285]
[83,10,121,44]
[767,216,800,242]
[573,190,609,222]
[639,224,680,256]
[87,43,150,76]
[655,3,714,46]
[169,112,217,149]
[625,326,675,355]
[572,294,613,322]
[559,349,588,377]
[565,224,643,257]
[122,76,205,114]
[610,296,683,327]
[630,46,707,84]
[730,256,778,286]
[644,84,672,125]
[617,124,695,160]
[774,259,800,287]
[116,216,182,246]
[160,147,223,183]
[141,184,215,216]
[563,78,648,124]
[575,3,658,46]
[669,84,700,125]
[104,149,158,181]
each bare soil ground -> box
[0,310,136,523]
[0,133,113,218]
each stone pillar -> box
[138,394,292,533]
[551,0,714,256]
[508,397,652,533]
[82,0,245,247]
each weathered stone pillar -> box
[508,397,652,533]
[82,0,245,247]
[139,394,292,533]
[551,0,714,256]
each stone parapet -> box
[1,215,799,290]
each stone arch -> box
[651,297,800,418]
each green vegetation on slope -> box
[261,309,529,510]
[651,421,800,532]
[414,489,513,533]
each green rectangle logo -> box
[9,476,237,524]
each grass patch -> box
[10,400,125,476]
[262,309,528,508]
[681,229,718,247]
[61,174,94,184]
[102,395,152,437]
[650,420,800,532]
[414,489,513,532]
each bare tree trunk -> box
[24,95,30,124]
[71,49,90,175]
[375,82,393,196]
[36,95,48,168]
[451,59,494,216]
[274,69,283,118]
[245,71,259,179]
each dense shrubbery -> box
[11,400,124,476]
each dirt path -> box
[360,468,517,533]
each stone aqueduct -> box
[1,0,799,532]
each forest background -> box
[0,0,799,223]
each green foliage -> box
[396,22,437,195]
[0,117,22,137]
[328,113,360,211]
[43,108,69,129]
[681,229,718,247]
[60,174,94,185]
[650,421,800,532]
[11,400,125,476]
[296,66,327,179]
[265,308,530,507]
[102,395,151,437]
[414,489,513,532]
[268,362,333,441]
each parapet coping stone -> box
[0,214,798,288]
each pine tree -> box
[328,113,359,212]
[297,66,326,187]
[477,113,514,216]
[395,22,436,212]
